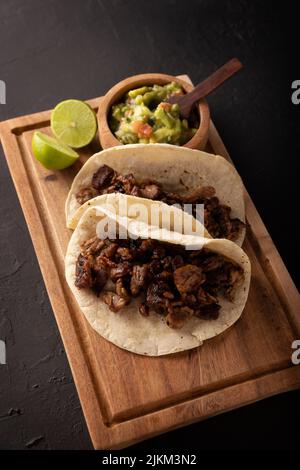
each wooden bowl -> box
[97,73,210,150]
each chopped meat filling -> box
[75,237,244,329]
[75,165,244,241]
[174,265,204,296]
[130,265,149,296]
[92,164,115,190]
[75,254,93,289]
[76,187,98,205]
[103,291,129,312]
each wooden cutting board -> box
[1,76,300,450]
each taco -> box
[65,144,246,245]
[66,192,209,239]
[65,205,251,356]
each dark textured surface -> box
[0,0,299,451]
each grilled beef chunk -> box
[166,305,194,329]
[200,252,224,271]
[110,262,132,281]
[75,165,244,242]
[82,236,105,255]
[172,255,184,270]
[101,242,118,259]
[174,265,204,295]
[139,302,149,317]
[139,184,162,200]
[140,239,154,252]
[75,254,93,289]
[181,186,215,203]
[115,279,130,303]
[130,265,148,296]
[92,164,115,190]
[197,287,217,305]
[103,291,129,312]
[116,247,133,261]
[74,237,243,328]
[115,173,135,193]
[146,281,169,313]
[92,261,108,293]
[76,187,98,205]
[205,200,244,240]
[197,303,221,319]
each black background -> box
[0,0,299,451]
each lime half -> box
[51,99,97,148]
[32,131,79,170]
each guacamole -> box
[109,82,198,145]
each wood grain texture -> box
[0,76,299,449]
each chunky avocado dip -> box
[109,82,198,145]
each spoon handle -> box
[173,58,243,118]
[189,58,242,101]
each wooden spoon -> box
[167,58,243,119]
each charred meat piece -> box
[166,305,194,329]
[183,294,197,306]
[196,303,221,320]
[76,187,99,205]
[205,267,230,287]
[103,291,130,312]
[148,259,161,275]
[197,287,217,305]
[100,242,119,259]
[224,265,243,300]
[201,253,225,272]
[174,265,204,296]
[75,254,93,289]
[92,164,115,190]
[116,247,134,261]
[115,279,131,303]
[161,256,173,271]
[139,183,162,200]
[205,201,245,241]
[139,302,149,317]
[130,264,148,296]
[157,270,173,282]
[106,181,126,194]
[152,245,166,259]
[139,239,154,252]
[163,290,175,299]
[227,218,245,242]
[81,236,105,255]
[146,281,170,314]
[162,191,185,204]
[130,185,141,197]
[214,204,233,238]
[182,186,216,203]
[110,262,132,282]
[204,196,220,211]
[114,173,136,194]
[172,255,184,270]
[92,262,108,294]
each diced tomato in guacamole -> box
[109,82,198,145]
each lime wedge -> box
[32,131,79,170]
[51,99,97,148]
